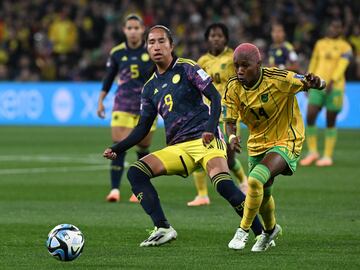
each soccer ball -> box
[46,224,85,261]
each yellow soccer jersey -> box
[223,67,306,156]
[308,37,352,90]
[197,47,234,98]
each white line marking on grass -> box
[0,165,108,175]
[0,154,104,164]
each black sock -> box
[127,161,169,228]
[212,172,263,236]
[110,151,126,189]
[265,226,275,235]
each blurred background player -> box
[300,19,352,167]
[97,14,156,202]
[223,43,325,251]
[103,26,265,247]
[268,22,299,71]
[187,23,248,207]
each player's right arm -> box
[103,86,157,160]
[97,53,119,118]
[308,41,319,74]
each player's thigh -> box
[151,146,197,177]
[111,111,138,141]
[200,138,229,178]
[325,89,343,113]
[308,88,325,107]
[137,131,155,148]
[263,146,300,177]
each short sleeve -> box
[140,84,158,119]
[183,62,212,92]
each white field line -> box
[0,165,108,175]
[0,154,104,164]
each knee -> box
[247,177,263,190]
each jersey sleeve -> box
[140,84,158,120]
[101,53,118,92]
[277,71,305,94]
[331,43,352,82]
[184,63,212,92]
[222,80,240,122]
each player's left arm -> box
[329,44,352,90]
[202,83,221,144]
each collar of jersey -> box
[243,68,263,91]
[125,41,146,51]
[155,56,178,78]
[208,46,230,58]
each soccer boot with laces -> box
[228,228,249,250]
[251,224,282,252]
[140,226,177,247]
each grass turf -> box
[0,126,359,269]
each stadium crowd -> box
[0,0,359,81]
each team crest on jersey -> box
[141,53,150,62]
[172,74,181,84]
[261,93,269,102]
[221,63,226,69]
[121,56,128,61]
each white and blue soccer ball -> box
[46,224,85,261]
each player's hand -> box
[229,135,242,153]
[202,132,215,146]
[301,73,321,89]
[103,148,117,160]
[97,102,106,119]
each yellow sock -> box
[324,128,337,158]
[193,170,208,197]
[259,195,276,231]
[306,126,318,154]
[231,159,247,185]
[240,177,263,230]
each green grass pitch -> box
[0,126,359,269]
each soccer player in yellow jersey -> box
[300,19,352,167]
[223,43,325,251]
[187,23,248,207]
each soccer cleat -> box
[300,152,319,166]
[140,226,177,247]
[129,193,139,203]
[187,196,210,206]
[251,224,282,252]
[315,157,333,167]
[228,228,249,250]
[106,189,120,202]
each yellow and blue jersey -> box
[268,41,298,69]
[141,57,220,145]
[223,67,306,156]
[106,42,153,114]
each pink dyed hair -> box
[233,43,261,62]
